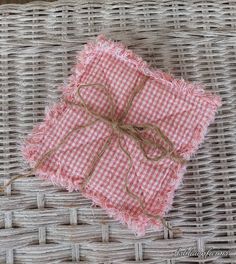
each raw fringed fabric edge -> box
[62,34,222,110]
[30,168,164,237]
[21,101,68,168]
[21,34,222,236]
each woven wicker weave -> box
[0,0,235,263]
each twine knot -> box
[111,120,120,132]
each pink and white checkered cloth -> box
[22,35,221,236]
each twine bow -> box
[1,75,186,234]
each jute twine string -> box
[1,75,186,234]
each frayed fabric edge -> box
[30,167,166,237]
[62,34,222,110]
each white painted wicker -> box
[0,1,235,263]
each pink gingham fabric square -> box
[22,35,221,236]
